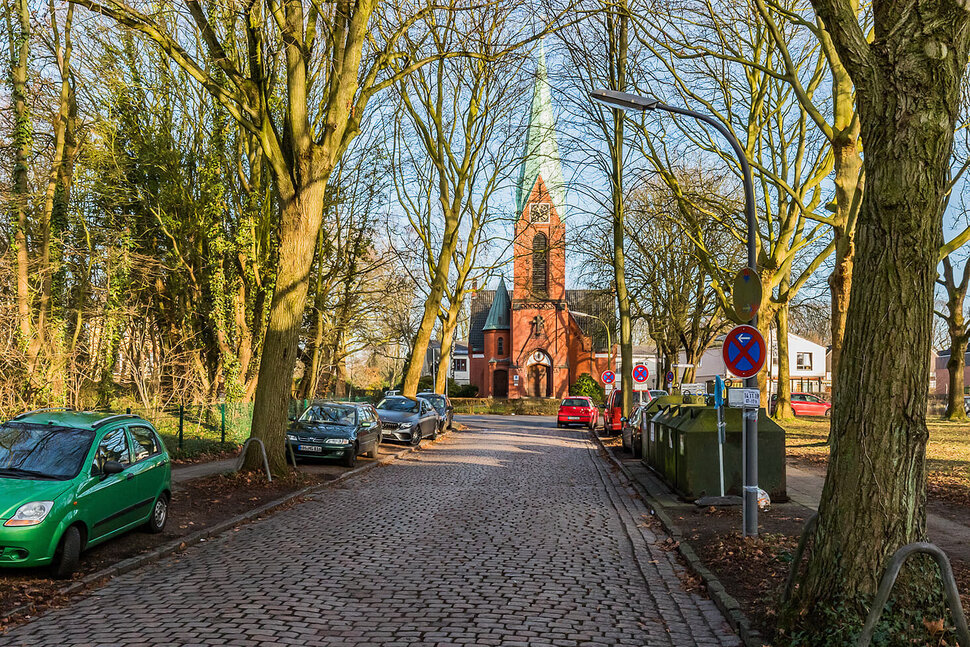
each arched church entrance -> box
[493,370,508,398]
[526,350,553,398]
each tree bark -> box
[774,298,793,420]
[246,177,328,472]
[945,338,967,420]
[788,0,970,631]
[10,0,32,363]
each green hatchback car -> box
[0,410,172,577]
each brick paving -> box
[4,416,740,646]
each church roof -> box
[482,278,511,331]
[516,42,565,217]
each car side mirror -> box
[620,417,628,423]
[102,460,124,476]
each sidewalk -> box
[788,464,970,563]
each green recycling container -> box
[664,406,786,501]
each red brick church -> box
[467,49,615,399]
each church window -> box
[530,203,550,223]
[532,233,548,295]
[497,337,504,355]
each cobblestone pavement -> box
[4,415,740,646]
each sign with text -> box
[728,388,761,409]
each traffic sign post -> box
[665,370,674,385]
[714,376,726,497]
[632,365,649,392]
[601,370,616,386]
[723,322,766,537]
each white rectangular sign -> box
[680,382,706,395]
[728,388,761,409]
[633,380,649,392]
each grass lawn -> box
[784,416,970,507]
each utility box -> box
[644,405,787,501]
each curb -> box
[1,432,448,626]
[589,431,765,647]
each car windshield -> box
[300,405,357,426]
[377,397,418,413]
[0,423,95,480]
[418,394,445,410]
[562,398,588,407]
[649,390,667,398]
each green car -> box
[0,409,172,577]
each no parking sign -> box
[722,325,766,379]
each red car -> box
[772,392,831,416]
[557,397,598,429]
[603,388,653,435]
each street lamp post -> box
[590,88,760,537]
[571,310,613,374]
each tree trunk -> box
[246,179,328,473]
[945,334,968,421]
[435,299,462,394]
[401,225,460,397]
[10,0,32,365]
[788,1,969,629]
[773,301,793,420]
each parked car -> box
[621,405,648,456]
[602,389,653,435]
[649,390,668,399]
[417,392,454,431]
[0,409,171,577]
[286,402,381,468]
[557,397,598,429]
[770,392,832,417]
[375,396,440,445]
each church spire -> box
[516,42,564,217]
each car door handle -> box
[126,472,134,481]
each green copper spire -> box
[516,41,565,217]
[482,277,511,331]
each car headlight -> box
[4,501,54,527]
[325,438,351,445]
[286,434,297,441]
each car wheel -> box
[51,525,81,579]
[411,431,421,446]
[342,444,358,468]
[145,493,170,534]
[824,409,831,417]
[367,442,379,459]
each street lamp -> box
[571,310,613,373]
[590,88,760,537]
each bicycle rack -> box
[858,542,970,647]
[235,438,273,482]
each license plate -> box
[298,444,322,453]
[568,416,579,420]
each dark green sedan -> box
[286,402,382,468]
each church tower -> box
[512,44,566,303]
[466,43,614,400]
[508,44,571,399]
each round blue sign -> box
[601,370,616,385]
[633,365,649,383]
[722,324,766,378]
[665,371,675,383]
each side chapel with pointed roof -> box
[466,46,616,399]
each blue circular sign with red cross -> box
[722,324,766,378]
[633,365,649,383]
[601,370,616,385]
[665,371,674,383]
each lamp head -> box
[590,89,659,111]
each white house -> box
[695,332,828,394]
[420,341,470,386]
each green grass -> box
[783,416,970,505]
[450,398,562,416]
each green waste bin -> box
[663,406,786,501]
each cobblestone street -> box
[4,416,740,646]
